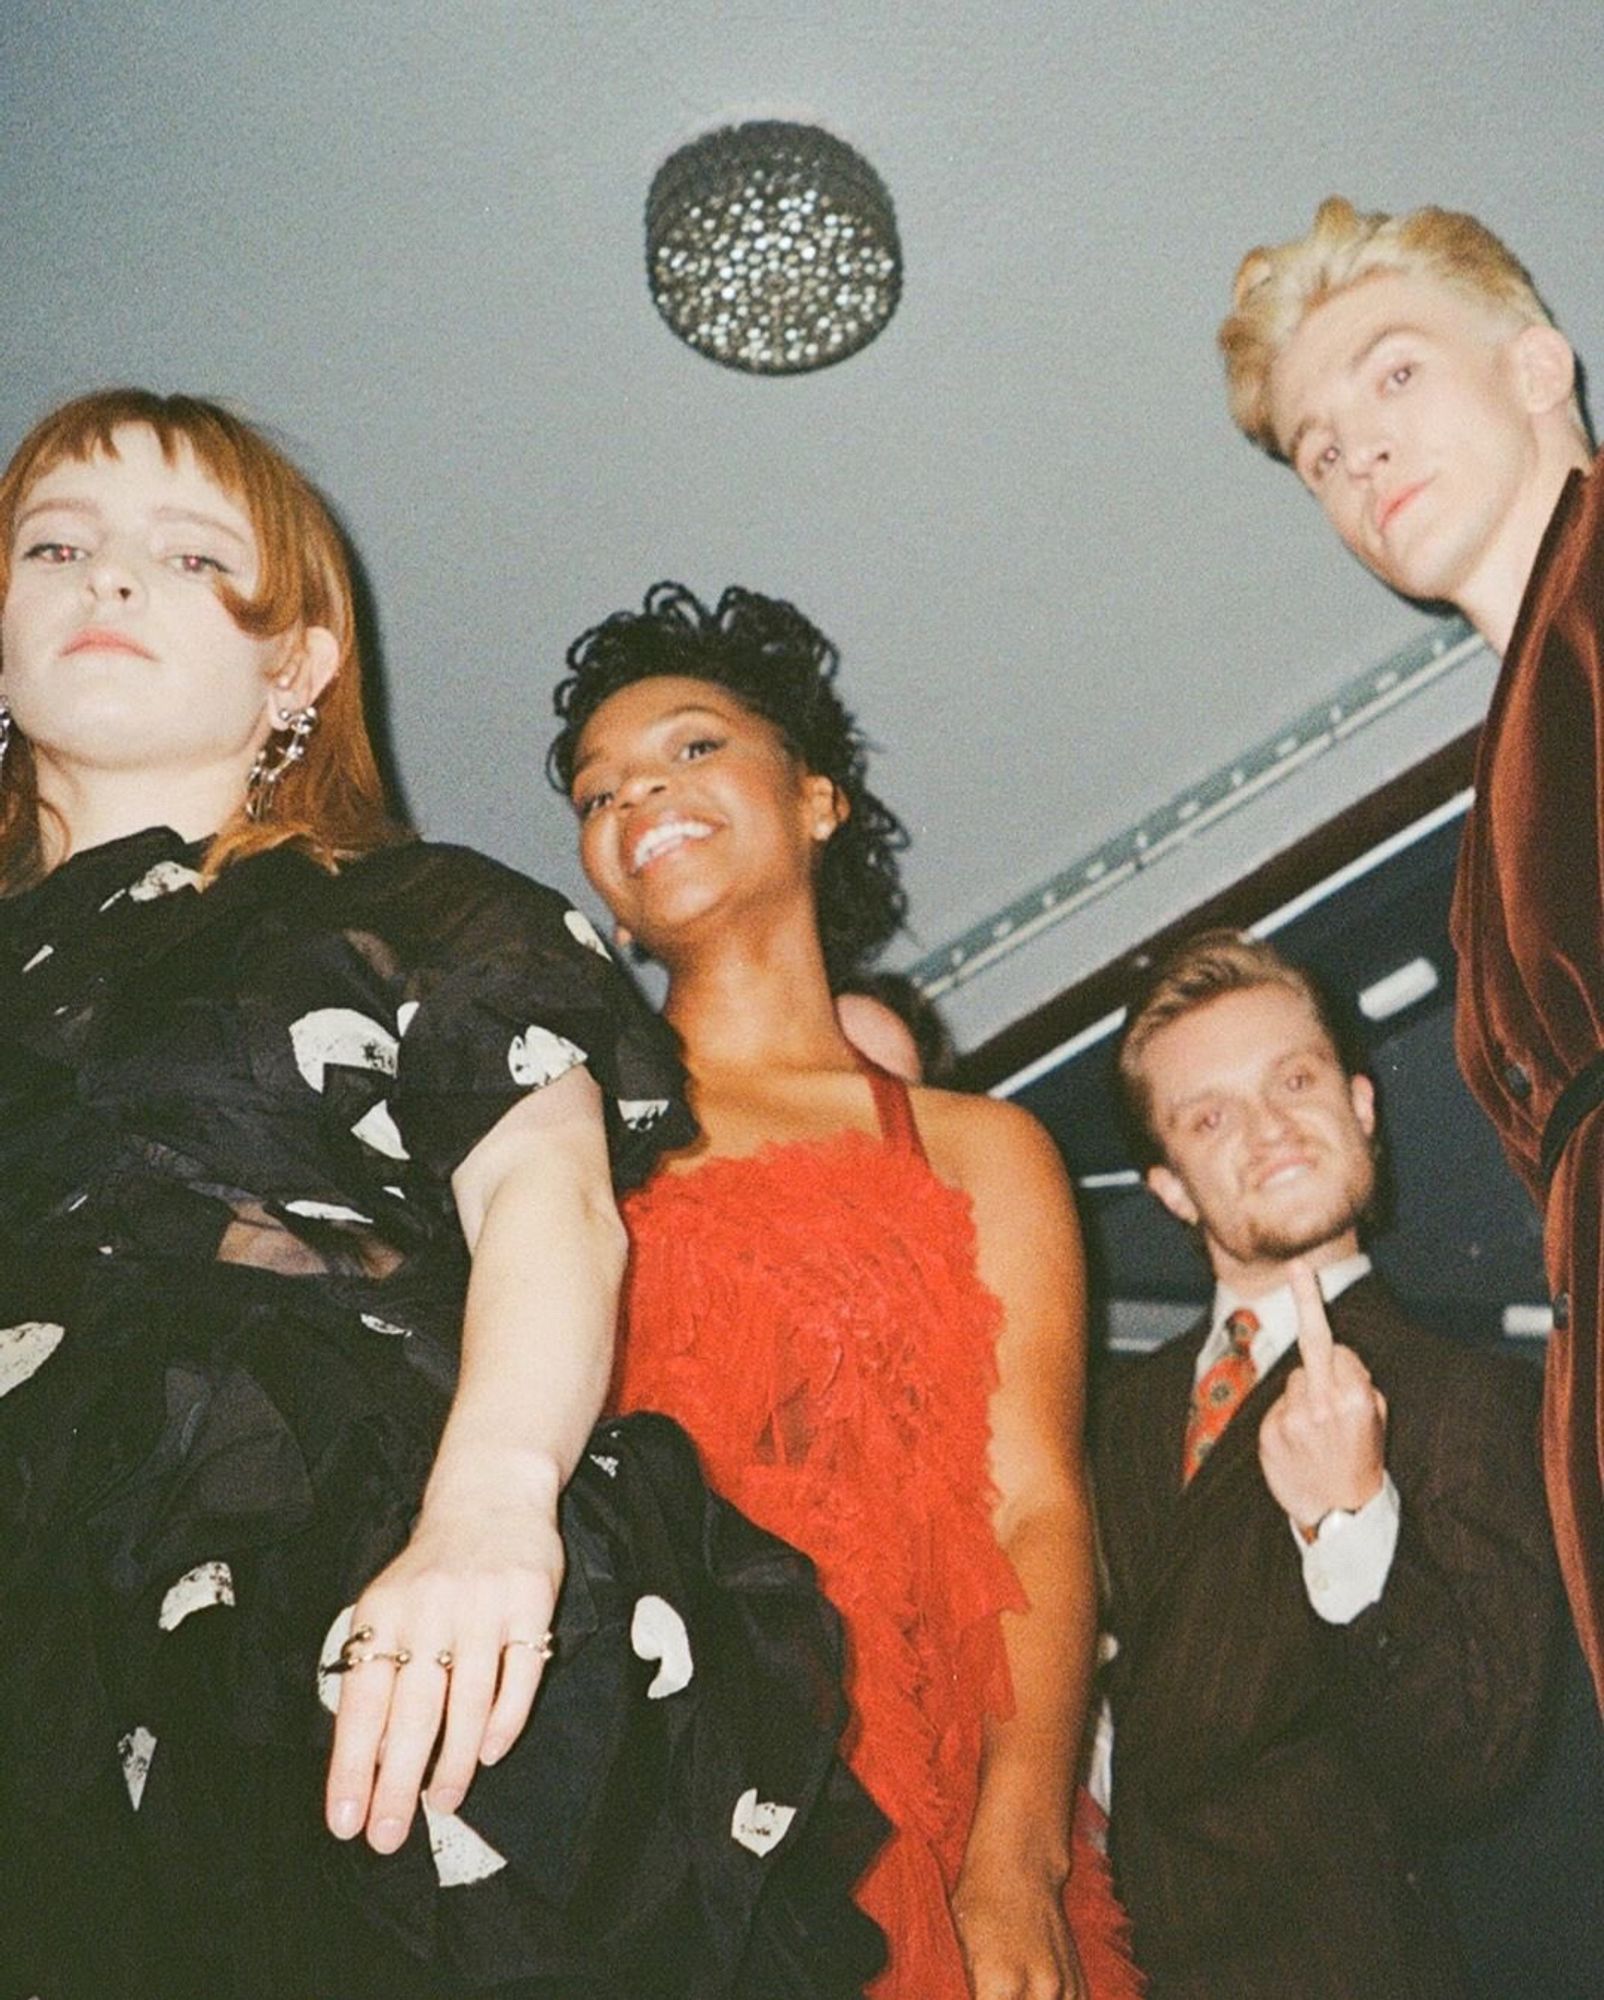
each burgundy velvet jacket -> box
[1450,446,1604,1711]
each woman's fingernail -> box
[429,1784,464,1815]
[370,1815,408,1853]
[480,1736,507,1766]
[329,1799,363,1840]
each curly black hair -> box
[549,582,908,982]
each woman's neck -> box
[34,759,243,866]
[664,920,851,1078]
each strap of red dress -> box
[856,1058,928,1163]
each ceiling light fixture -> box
[645,120,902,375]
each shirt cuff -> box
[1294,1472,1400,1625]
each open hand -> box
[322,1492,563,1852]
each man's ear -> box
[271,626,340,717]
[1147,1162,1199,1227]
[1350,1071,1376,1138]
[1511,322,1578,419]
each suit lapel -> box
[1119,1320,1300,1640]
[1130,1317,1203,1520]
[1120,1277,1404,1640]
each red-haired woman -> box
[0,396,880,1997]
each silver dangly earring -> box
[0,696,11,779]
[247,702,318,821]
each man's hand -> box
[1258,1261,1387,1531]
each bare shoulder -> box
[910,1087,1070,1199]
[913,1090,1087,1388]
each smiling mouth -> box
[629,817,715,875]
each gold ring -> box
[332,1645,411,1672]
[504,1632,555,1663]
[435,1649,455,1671]
[321,1624,377,1675]
[326,1627,413,1674]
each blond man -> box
[1220,198,1603,1711]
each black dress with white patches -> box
[0,828,884,2000]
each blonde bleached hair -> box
[1221,196,1574,458]
[1116,929,1349,1162]
[0,388,406,893]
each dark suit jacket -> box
[1093,1276,1558,2000]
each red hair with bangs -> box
[0,388,406,890]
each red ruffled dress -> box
[617,1067,1143,1998]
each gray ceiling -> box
[6,2,1599,1048]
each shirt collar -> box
[1202,1252,1372,1380]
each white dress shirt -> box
[1088,1256,1401,1814]
[1205,1253,1400,1625]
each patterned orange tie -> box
[1182,1306,1260,1483]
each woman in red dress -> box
[550,583,1142,2000]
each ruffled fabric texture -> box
[0,829,883,1997]
[619,1128,1142,1999]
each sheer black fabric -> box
[0,830,885,1998]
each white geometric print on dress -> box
[127,860,205,902]
[507,1023,586,1089]
[730,1788,796,1857]
[0,1321,65,1399]
[630,1594,694,1699]
[119,1726,158,1811]
[350,1101,408,1160]
[158,1560,237,1631]
[283,1199,376,1225]
[289,1008,399,1092]
[316,1604,358,1715]
[359,1313,412,1339]
[21,943,53,972]
[420,1797,509,1887]
[563,907,612,958]
[288,1008,409,1159]
[618,1099,670,1131]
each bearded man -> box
[1092,930,1557,2000]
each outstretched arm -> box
[324,1063,625,1851]
[945,1097,1095,2000]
